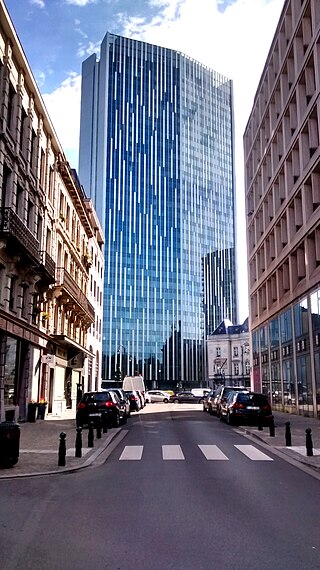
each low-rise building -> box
[207,319,250,389]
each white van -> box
[191,388,211,398]
[122,376,147,405]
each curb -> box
[0,428,123,480]
[236,426,320,480]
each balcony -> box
[37,251,56,284]
[0,207,40,264]
[55,267,95,323]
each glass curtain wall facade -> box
[252,288,320,417]
[79,33,237,388]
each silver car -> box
[147,390,171,403]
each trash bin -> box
[0,421,20,468]
[37,403,47,420]
[27,402,38,422]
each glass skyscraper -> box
[79,33,237,388]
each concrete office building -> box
[79,33,237,388]
[244,0,320,417]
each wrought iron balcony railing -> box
[0,207,40,263]
[55,267,95,322]
[39,251,56,283]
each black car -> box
[209,386,247,417]
[124,390,142,412]
[170,391,204,404]
[202,390,215,412]
[103,388,131,419]
[76,391,126,428]
[220,391,273,426]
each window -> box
[234,362,239,376]
[216,347,221,357]
[21,285,28,319]
[26,199,34,232]
[15,184,24,218]
[9,276,17,310]
[233,346,238,357]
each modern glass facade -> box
[79,33,237,388]
[252,288,320,417]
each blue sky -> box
[4,0,285,319]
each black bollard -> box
[269,416,275,437]
[96,418,102,439]
[75,427,82,458]
[306,428,313,457]
[102,413,108,434]
[285,421,292,446]
[88,422,94,448]
[58,432,66,467]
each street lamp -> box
[241,342,250,387]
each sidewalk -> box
[238,410,320,474]
[0,414,124,479]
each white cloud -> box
[30,0,45,8]
[42,73,81,165]
[65,0,97,6]
[77,40,101,58]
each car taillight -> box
[262,405,271,412]
[105,401,115,407]
[233,402,244,409]
[77,402,86,410]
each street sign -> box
[41,354,56,367]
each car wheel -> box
[174,398,179,403]
[112,413,120,428]
[227,412,233,425]
[163,398,169,403]
[122,413,127,425]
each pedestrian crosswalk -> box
[118,444,273,462]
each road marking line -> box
[119,445,143,460]
[234,444,273,461]
[162,445,185,460]
[198,445,229,460]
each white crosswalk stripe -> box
[234,444,274,461]
[162,445,185,460]
[198,445,229,460]
[119,445,143,460]
[118,444,273,461]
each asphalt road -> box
[1,405,320,570]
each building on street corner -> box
[206,318,250,389]
[244,0,320,418]
[0,1,103,421]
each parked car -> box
[170,391,204,404]
[147,390,171,403]
[220,391,273,426]
[202,390,215,412]
[103,388,131,419]
[136,389,146,408]
[76,391,126,428]
[210,385,247,417]
[125,390,142,412]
